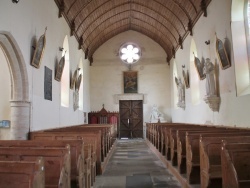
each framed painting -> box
[182,69,190,88]
[31,28,47,68]
[194,55,205,80]
[216,38,231,70]
[55,55,65,81]
[123,71,138,93]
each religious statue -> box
[175,77,185,109]
[203,58,216,96]
[149,104,166,123]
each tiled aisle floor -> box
[94,139,182,188]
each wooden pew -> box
[221,143,250,188]
[84,144,92,188]
[0,146,71,187]
[29,130,103,175]
[0,157,44,188]
[186,131,250,184]
[176,127,237,174]
[200,136,250,188]
[0,140,85,188]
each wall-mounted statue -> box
[203,58,220,112]
[203,58,216,97]
[175,77,185,109]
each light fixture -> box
[12,0,19,3]
[119,42,141,64]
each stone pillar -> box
[10,101,30,140]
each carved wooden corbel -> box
[200,0,207,17]
[85,48,89,59]
[58,0,65,18]
[188,19,193,36]
[70,21,75,36]
[179,35,183,49]
[78,37,83,50]
[172,47,176,58]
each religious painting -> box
[123,71,138,93]
[70,69,78,89]
[0,120,10,128]
[182,69,190,89]
[44,66,52,101]
[194,55,205,80]
[216,37,231,70]
[31,28,47,69]
[55,55,65,81]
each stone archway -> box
[0,32,30,140]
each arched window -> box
[173,60,178,108]
[0,45,11,120]
[190,38,200,105]
[231,0,250,96]
[78,58,84,111]
[61,36,70,107]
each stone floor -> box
[94,139,182,188]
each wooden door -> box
[119,100,143,138]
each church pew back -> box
[0,157,44,188]
[0,146,70,188]
[0,140,84,188]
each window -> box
[61,36,70,107]
[173,60,178,108]
[190,38,200,105]
[78,58,83,111]
[231,0,250,96]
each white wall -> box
[0,0,90,134]
[171,0,250,128]
[91,31,171,124]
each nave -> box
[94,139,181,188]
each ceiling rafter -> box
[54,0,212,65]
[88,22,172,60]
[80,2,181,40]
[82,10,177,50]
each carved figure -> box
[149,104,166,123]
[203,58,216,96]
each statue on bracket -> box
[203,58,220,111]
[175,77,185,109]
[149,104,166,123]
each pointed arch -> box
[190,38,200,105]
[0,31,30,140]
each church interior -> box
[0,0,250,187]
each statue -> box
[149,104,166,123]
[203,58,216,96]
[175,77,185,108]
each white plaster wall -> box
[91,31,171,125]
[171,0,250,128]
[0,1,90,132]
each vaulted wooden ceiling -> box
[54,0,211,65]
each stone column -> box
[10,101,31,140]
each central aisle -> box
[94,139,181,188]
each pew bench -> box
[0,146,71,188]
[0,157,44,188]
[221,143,250,188]
[0,140,85,188]
[186,131,250,184]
